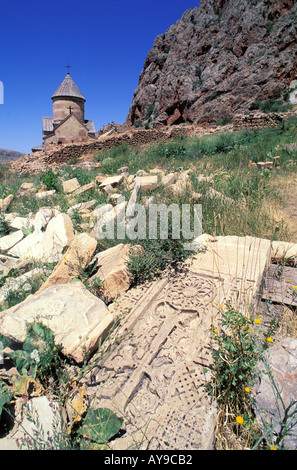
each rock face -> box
[126,0,297,127]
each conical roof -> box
[51,72,86,101]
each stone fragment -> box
[67,199,97,214]
[71,181,96,197]
[0,397,63,450]
[161,172,178,188]
[94,201,127,240]
[26,213,74,263]
[8,231,44,258]
[0,194,14,212]
[37,232,97,293]
[117,166,129,174]
[253,338,297,450]
[206,187,235,205]
[19,182,34,192]
[92,203,113,219]
[99,174,125,189]
[0,255,19,276]
[0,230,24,252]
[0,281,114,363]
[89,243,142,301]
[126,178,141,217]
[9,216,33,231]
[62,177,81,194]
[31,207,57,231]
[138,175,158,191]
[187,235,272,313]
[36,190,56,199]
[256,161,273,169]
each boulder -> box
[15,213,75,262]
[18,182,35,195]
[89,243,142,301]
[9,216,33,231]
[62,177,81,194]
[0,230,24,252]
[31,208,57,232]
[0,281,114,363]
[37,232,97,293]
[8,231,44,258]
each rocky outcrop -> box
[126,0,297,128]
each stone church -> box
[42,71,95,151]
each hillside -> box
[126,0,297,128]
[0,120,296,449]
[0,149,23,163]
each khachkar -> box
[86,235,272,450]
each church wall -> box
[53,98,84,123]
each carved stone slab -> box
[87,236,272,449]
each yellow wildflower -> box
[267,337,273,343]
[270,445,277,450]
[245,387,250,393]
[255,318,261,324]
[214,329,219,333]
[236,416,244,425]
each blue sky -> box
[0,1,200,154]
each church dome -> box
[51,72,86,102]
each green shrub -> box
[39,168,62,192]
[7,322,63,381]
[216,116,232,126]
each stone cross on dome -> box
[66,64,71,74]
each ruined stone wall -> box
[232,112,286,131]
[44,111,291,165]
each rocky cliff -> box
[126,0,297,127]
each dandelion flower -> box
[219,305,223,309]
[292,286,297,290]
[267,337,273,343]
[255,318,261,324]
[245,387,250,393]
[236,416,244,425]
[270,445,277,450]
[214,328,219,333]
